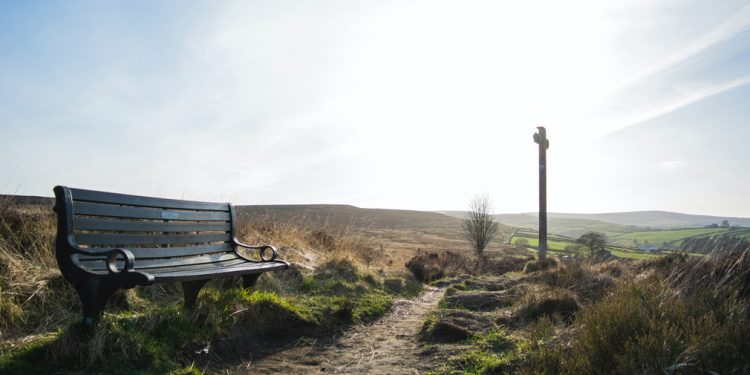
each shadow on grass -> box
[1,262,423,375]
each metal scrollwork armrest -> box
[235,242,278,262]
[74,247,135,274]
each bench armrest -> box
[234,241,278,262]
[71,247,135,274]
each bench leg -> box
[75,278,119,326]
[242,274,261,289]
[182,279,209,307]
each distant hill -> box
[0,196,476,234]
[237,204,513,235]
[237,205,516,252]
[4,194,746,235]
[546,211,750,229]
[438,210,750,237]
[439,211,642,238]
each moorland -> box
[1,195,748,374]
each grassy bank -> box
[416,250,750,374]
[0,200,421,374]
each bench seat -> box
[53,185,290,324]
[75,255,288,281]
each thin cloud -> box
[613,3,750,92]
[585,3,750,140]
[620,75,750,130]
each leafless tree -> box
[461,195,499,255]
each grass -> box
[512,233,573,252]
[0,202,78,342]
[0,199,423,374]
[610,227,732,247]
[406,250,530,282]
[520,250,750,374]
[608,247,660,260]
[513,225,750,259]
[238,204,516,259]
[423,242,750,375]
[430,319,564,375]
[554,280,749,374]
[1,288,310,374]
[4,195,750,374]
[1,264,419,374]
[516,287,579,323]
[512,230,663,260]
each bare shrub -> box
[461,195,499,255]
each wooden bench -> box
[53,186,290,324]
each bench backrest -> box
[54,186,236,262]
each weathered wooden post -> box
[533,127,549,261]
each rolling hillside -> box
[440,210,750,234]
[237,204,479,233]
[545,211,750,229]
[236,204,515,252]
[5,194,747,254]
[439,211,645,237]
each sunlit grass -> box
[0,200,422,374]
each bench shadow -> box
[193,326,349,372]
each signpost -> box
[533,127,549,261]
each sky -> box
[1,0,750,216]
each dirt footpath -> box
[239,287,445,374]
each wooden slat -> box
[75,232,230,246]
[70,188,228,211]
[146,259,261,275]
[79,253,246,271]
[74,202,230,221]
[75,243,233,258]
[80,259,250,274]
[151,261,288,282]
[73,218,231,233]
[134,253,242,269]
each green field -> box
[512,225,750,258]
[611,227,732,247]
[608,248,661,260]
[726,228,750,241]
[510,229,661,260]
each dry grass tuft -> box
[527,261,619,303]
[236,212,384,269]
[421,309,496,343]
[516,286,580,323]
[405,251,529,283]
[0,201,79,346]
[519,249,750,374]
[654,250,750,299]
[522,257,558,274]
